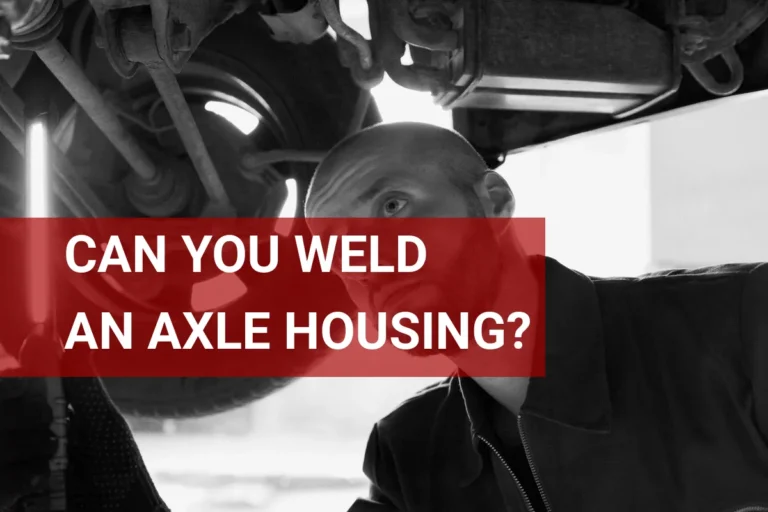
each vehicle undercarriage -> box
[0,0,766,417]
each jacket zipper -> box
[476,434,535,512]
[518,415,553,512]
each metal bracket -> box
[676,0,768,63]
[259,0,328,44]
[88,0,252,78]
[675,0,768,95]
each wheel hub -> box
[56,54,302,318]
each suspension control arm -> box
[35,40,160,182]
[120,14,233,212]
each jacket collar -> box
[438,256,612,487]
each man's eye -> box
[382,198,407,217]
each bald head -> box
[302,122,521,341]
[305,122,492,218]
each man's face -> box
[306,151,500,323]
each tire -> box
[77,8,379,418]
[103,377,301,419]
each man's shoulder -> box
[590,261,766,294]
[589,261,767,364]
[358,378,468,509]
[375,377,456,442]
[637,261,765,279]
[587,262,767,319]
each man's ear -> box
[480,171,515,218]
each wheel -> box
[5,3,380,418]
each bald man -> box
[304,122,768,512]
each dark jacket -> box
[349,258,768,512]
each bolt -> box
[681,34,707,56]
[171,22,192,52]
[240,150,260,170]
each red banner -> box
[0,218,546,377]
